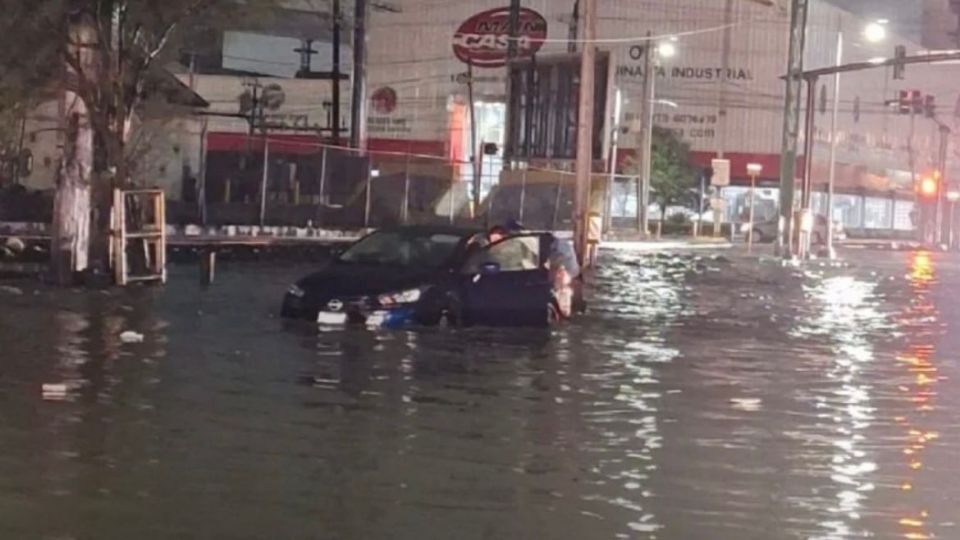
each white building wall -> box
[367,0,949,184]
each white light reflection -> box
[804,276,885,538]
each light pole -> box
[826,18,887,258]
[747,163,763,253]
[637,37,677,236]
[948,189,959,250]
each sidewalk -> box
[601,236,733,252]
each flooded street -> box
[2,248,959,539]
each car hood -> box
[297,261,444,299]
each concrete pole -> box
[507,0,521,59]
[800,77,818,259]
[605,89,622,234]
[826,18,843,259]
[573,0,596,263]
[778,0,810,258]
[467,63,481,217]
[331,0,342,143]
[349,0,368,151]
[636,33,654,235]
[259,138,270,226]
[937,125,950,244]
[748,173,757,253]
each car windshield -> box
[338,230,465,268]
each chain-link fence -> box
[167,139,607,232]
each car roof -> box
[373,225,482,238]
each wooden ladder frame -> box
[112,189,167,286]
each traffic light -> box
[898,90,924,115]
[919,172,940,199]
[893,45,907,80]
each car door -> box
[458,233,553,326]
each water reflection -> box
[1,252,959,539]
[894,252,941,540]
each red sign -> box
[452,8,548,69]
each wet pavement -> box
[1,248,959,539]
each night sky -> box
[826,0,924,39]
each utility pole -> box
[825,15,843,258]
[778,0,810,258]
[717,0,734,161]
[573,0,596,264]
[637,34,655,236]
[467,62,481,215]
[937,124,950,244]
[800,76,817,259]
[331,0,342,143]
[507,0,521,59]
[349,0,368,150]
[567,0,580,54]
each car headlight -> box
[287,284,306,298]
[378,288,422,307]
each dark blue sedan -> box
[281,225,575,328]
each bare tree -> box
[0,0,278,283]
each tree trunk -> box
[51,12,97,285]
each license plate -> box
[317,312,348,325]
[365,311,388,328]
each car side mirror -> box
[480,262,501,276]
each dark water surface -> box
[1,249,959,539]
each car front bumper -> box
[282,293,418,329]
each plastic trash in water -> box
[42,383,70,401]
[0,286,23,296]
[120,331,145,344]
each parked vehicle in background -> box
[741,215,846,245]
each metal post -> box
[748,173,757,253]
[567,0,580,54]
[695,173,705,237]
[909,106,920,241]
[518,167,528,223]
[259,137,269,226]
[717,0,734,161]
[573,0,597,264]
[552,180,564,230]
[778,0,810,258]
[826,18,843,259]
[507,0,521,59]
[936,125,950,244]
[331,0,342,143]
[317,146,328,226]
[364,163,373,228]
[950,200,957,250]
[800,76,818,258]
[606,89,622,234]
[467,62,481,217]
[448,174,457,225]
[402,155,411,224]
[350,0,368,151]
[199,117,209,226]
[636,32,654,235]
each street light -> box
[863,21,888,43]
[746,163,763,253]
[638,37,677,235]
[825,18,887,260]
[948,190,960,249]
[657,41,677,59]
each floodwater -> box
[1,248,959,539]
